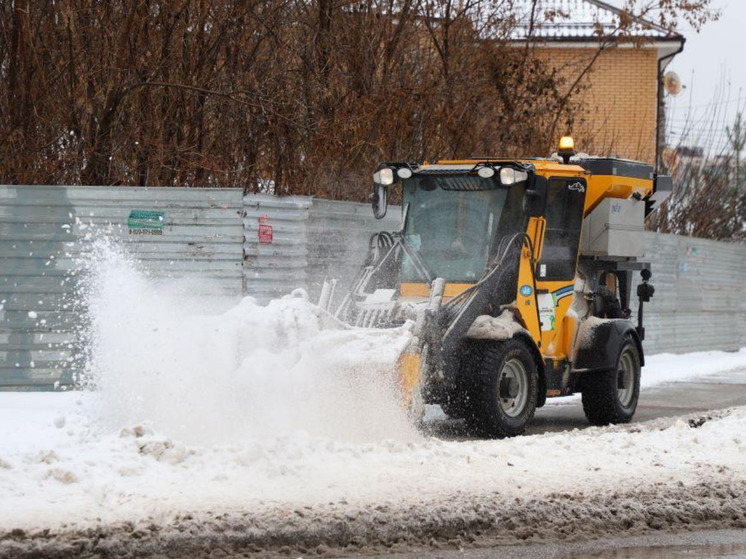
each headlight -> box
[500,167,528,185]
[397,167,413,179]
[373,167,395,186]
[477,166,495,178]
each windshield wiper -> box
[397,233,434,284]
[395,203,433,284]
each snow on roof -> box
[510,0,683,42]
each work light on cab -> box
[373,166,395,186]
[558,136,576,163]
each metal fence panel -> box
[243,194,311,303]
[633,232,746,355]
[0,186,244,389]
[306,199,402,306]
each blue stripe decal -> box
[552,285,574,301]
[553,286,573,295]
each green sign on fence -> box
[128,210,165,235]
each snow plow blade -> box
[397,352,422,410]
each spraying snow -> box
[79,239,415,444]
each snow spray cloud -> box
[78,238,417,445]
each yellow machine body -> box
[393,156,655,403]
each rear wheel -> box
[465,339,539,438]
[582,336,641,426]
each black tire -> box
[441,344,481,419]
[439,394,468,419]
[582,336,641,426]
[464,338,539,438]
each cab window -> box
[538,178,587,281]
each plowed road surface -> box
[425,367,746,438]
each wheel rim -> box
[498,357,529,418]
[617,348,636,408]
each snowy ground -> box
[2,352,746,557]
[1,243,746,557]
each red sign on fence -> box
[258,214,273,244]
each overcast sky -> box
[663,0,745,154]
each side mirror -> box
[524,175,548,217]
[372,183,388,219]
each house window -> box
[538,178,587,281]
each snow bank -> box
[1,392,746,556]
[642,348,746,388]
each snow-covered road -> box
[2,352,746,558]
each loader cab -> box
[372,158,598,296]
[370,155,596,374]
[400,171,527,284]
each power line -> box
[668,126,736,134]
[668,95,746,111]
[666,115,743,123]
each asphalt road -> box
[425,367,746,438]
[532,366,746,434]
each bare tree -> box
[0,0,716,199]
[726,111,746,187]
[650,87,746,241]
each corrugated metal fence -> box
[240,195,400,304]
[243,194,311,302]
[635,232,746,355]
[306,199,401,305]
[0,186,243,389]
[1,185,745,389]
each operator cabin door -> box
[535,177,587,352]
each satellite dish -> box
[664,71,682,96]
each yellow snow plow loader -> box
[325,137,667,437]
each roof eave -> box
[510,35,686,61]
[510,33,685,44]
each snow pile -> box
[642,348,746,388]
[79,239,415,444]
[466,310,526,340]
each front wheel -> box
[582,336,641,426]
[466,339,539,438]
